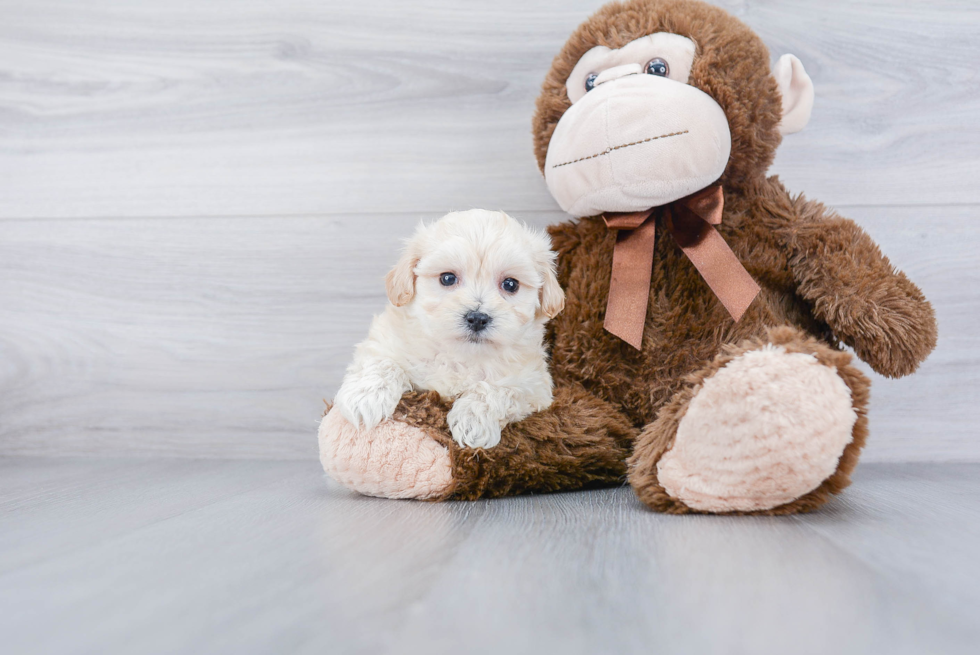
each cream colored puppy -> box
[334,209,565,449]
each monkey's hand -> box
[785,199,937,378]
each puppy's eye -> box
[584,73,598,92]
[439,272,457,287]
[645,58,669,77]
[501,278,519,294]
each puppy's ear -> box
[385,242,420,307]
[537,252,565,319]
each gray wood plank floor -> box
[1,457,978,655]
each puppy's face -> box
[385,210,564,347]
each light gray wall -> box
[1,0,977,461]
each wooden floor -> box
[1,457,978,655]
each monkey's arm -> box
[781,195,937,378]
[431,385,636,500]
[319,386,636,501]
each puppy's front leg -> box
[447,393,501,449]
[447,383,538,449]
[334,359,411,430]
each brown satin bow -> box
[602,184,760,349]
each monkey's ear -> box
[774,54,814,136]
[385,243,420,307]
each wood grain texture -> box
[0,0,978,219]
[0,206,976,460]
[0,458,978,655]
[0,0,977,461]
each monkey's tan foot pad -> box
[657,345,858,512]
[318,407,453,500]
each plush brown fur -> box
[373,0,936,514]
[392,388,636,502]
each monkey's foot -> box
[630,327,869,514]
[318,406,453,500]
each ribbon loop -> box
[681,184,725,225]
[601,185,760,350]
[603,209,655,231]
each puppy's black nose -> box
[465,311,492,332]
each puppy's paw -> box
[334,374,402,430]
[447,396,501,449]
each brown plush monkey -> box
[318,0,937,514]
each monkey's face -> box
[534,1,815,220]
[545,33,732,218]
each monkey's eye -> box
[584,73,598,92]
[645,58,669,77]
[501,278,519,294]
[439,272,457,287]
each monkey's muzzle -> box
[544,74,732,219]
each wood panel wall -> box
[1,0,977,460]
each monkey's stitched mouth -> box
[551,130,689,169]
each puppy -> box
[333,209,565,449]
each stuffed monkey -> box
[318,0,936,514]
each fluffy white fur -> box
[333,209,565,449]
